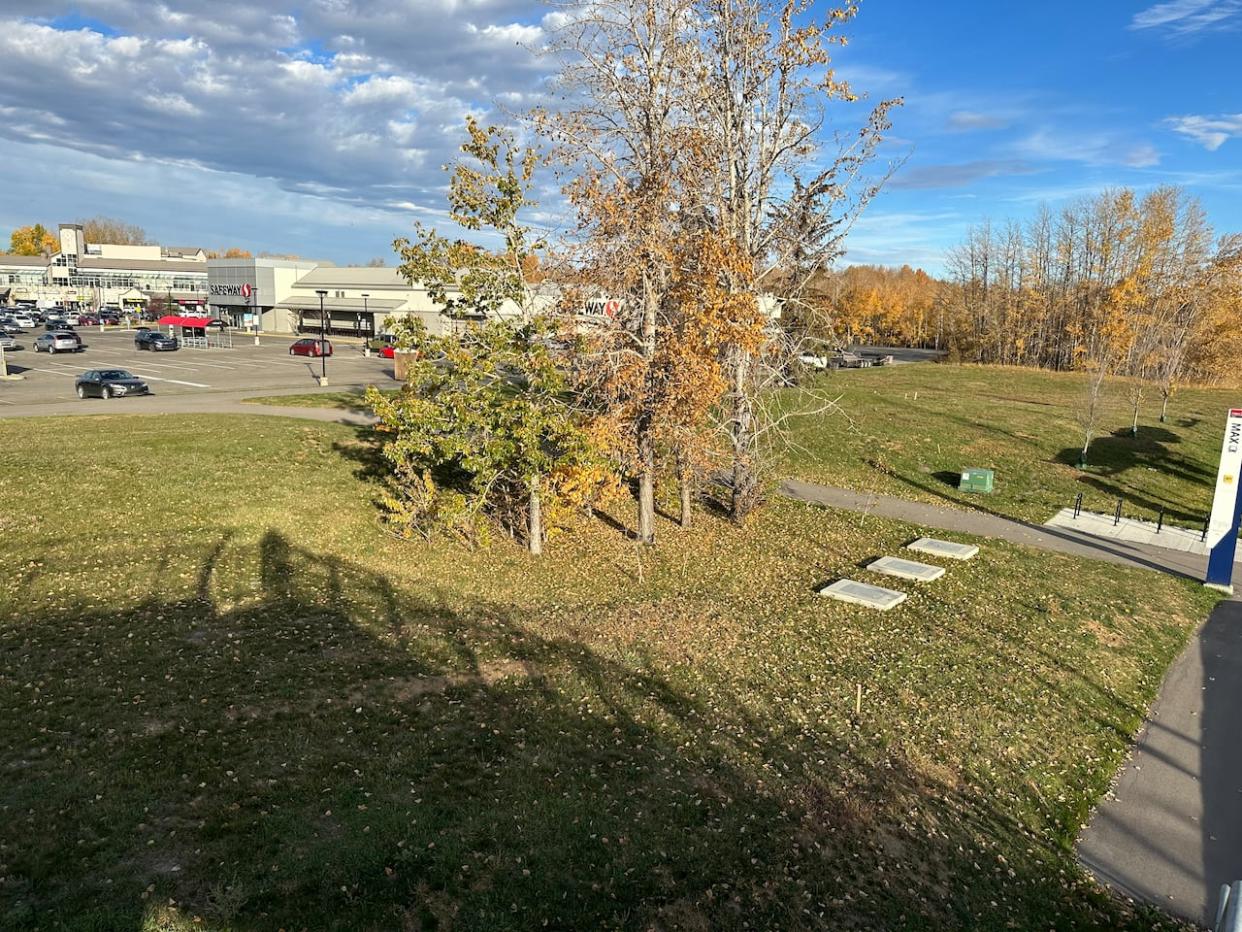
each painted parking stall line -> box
[86,357,205,372]
[39,360,211,389]
[135,375,212,388]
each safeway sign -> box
[1205,407,1242,591]
[583,297,621,320]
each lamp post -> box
[316,289,329,385]
[252,280,260,346]
[361,292,370,348]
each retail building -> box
[206,261,462,336]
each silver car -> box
[34,332,82,354]
[0,333,18,350]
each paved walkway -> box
[783,477,1242,926]
[0,387,378,426]
[780,478,1230,579]
[1079,598,1242,927]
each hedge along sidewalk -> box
[780,477,1241,581]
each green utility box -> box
[958,468,994,494]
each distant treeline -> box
[794,187,1242,398]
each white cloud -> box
[1129,0,1242,35]
[945,110,1008,132]
[1013,128,1161,168]
[343,74,423,107]
[0,3,553,225]
[1165,113,1242,150]
[144,92,200,116]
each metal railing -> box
[1065,492,1209,541]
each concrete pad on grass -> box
[818,579,907,611]
[867,555,945,582]
[907,537,979,561]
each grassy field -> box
[783,363,1233,525]
[249,362,1233,529]
[242,389,386,412]
[0,413,1216,929]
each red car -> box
[377,344,395,359]
[290,338,333,357]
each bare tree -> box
[693,0,900,518]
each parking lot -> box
[0,327,398,408]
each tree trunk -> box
[677,453,692,528]
[528,476,543,556]
[637,429,655,544]
[637,270,658,545]
[730,349,757,521]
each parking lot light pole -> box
[316,289,329,385]
[361,293,370,353]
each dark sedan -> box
[135,330,178,351]
[290,338,333,357]
[75,369,150,399]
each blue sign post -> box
[1204,408,1242,593]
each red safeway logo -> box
[241,283,252,299]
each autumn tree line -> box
[367,0,899,555]
[6,216,253,258]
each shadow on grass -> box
[0,532,1176,930]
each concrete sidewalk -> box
[780,478,1233,580]
[781,477,1242,926]
[0,387,378,426]
[1078,598,1242,927]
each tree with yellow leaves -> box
[8,224,57,256]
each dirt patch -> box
[357,658,540,704]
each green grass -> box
[0,413,1214,929]
[783,363,1231,525]
[242,389,392,412]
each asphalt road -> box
[0,327,398,411]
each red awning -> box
[157,315,214,328]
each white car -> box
[13,315,35,328]
[797,353,829,370]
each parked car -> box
[135,330,178,351]
[45,320,75,331]
[290,338,333,357]
[76,314,99,326]
[13,314,35,328]
[859,351,894,366]
[0,319,21,333]
[797,353,829,370]
[75,369,149,399]
[34,332,82,354]
[0,333,18,350]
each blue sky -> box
[0,0,1238,274]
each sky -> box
[0,0,1238,274]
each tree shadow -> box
[0,531,1175,930]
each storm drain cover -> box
[907,537,979,561]
[818,579,907,611]
[867,556,945,582]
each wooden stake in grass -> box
[855,683,863,717]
